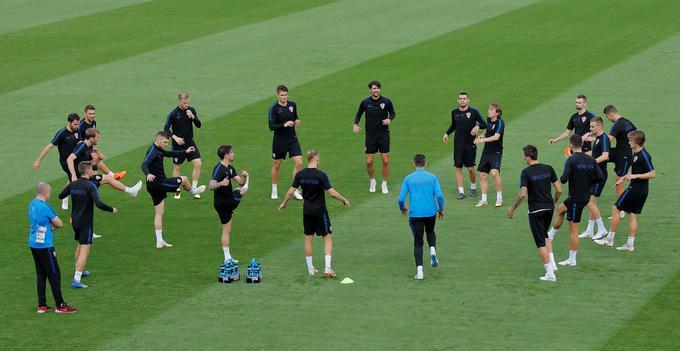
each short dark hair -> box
[217,144,233,159]
[569,134,583,148]
[178,91,189,100]
[603,105,618,114]
[523,145,538,160]
[459,91,469,97]
[85,128,99,139]
[628,130,645,145]
[276,85,288,93]
[67,113,80,122]
[488,103,502,117]
[577,94,587,101]
[413,154,426,167]
[155,131,169,140]
[78,161,92,175]
[590,116,603,126]
[84,104,95,112]
[368,80,381,89]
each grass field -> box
[2,0,680,349]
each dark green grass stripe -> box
[599,268,680,350]
[0,0,335,95]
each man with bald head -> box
[29,182,76,313]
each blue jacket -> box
[398,169,445,218]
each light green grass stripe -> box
[0,0,538,201]
[98,33,680,350]
[0,0,148,35]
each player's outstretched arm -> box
[88,183,114,213]
[507,187,527,219]
[278,187,297,211]
[549,129,571,144]
[327,188,350,207]
[33,144,54,171]
[57,183,72,200]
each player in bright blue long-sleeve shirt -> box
[398,154,445,280]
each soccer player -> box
[67,128,142,197]
[58,162,118,289]
[278,149,350,278]
[33,113,81,210]
[548,95,595,152]
[209,145,249,263]
[507,145,562,281]
[473,103,505,207]
[595,130,655,251]
[77,104,126,180]
[443,91,486,199]
[580,116,610,239]
[142,131,206,248]
[164,92,203,199]
[29,182,77,313]
[397,154,444,280]
[269,85,303,200]
[604,105,637,199]
[353,80,396,194]
[546,135,603,266]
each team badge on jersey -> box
[380,103,385,109]
[633,156,638,162]
[466,112,471,118]
[174,157,179,163]
[75,133,79,139]
[289,106,294,113]
[581,116,587,123]
[595,138,600,145]
[491,123,495,130]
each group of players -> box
[27,83,654,313]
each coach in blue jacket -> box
[398,154,445,280]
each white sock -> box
[124,187,134,194]
[192,180,198,188]
[222,246,231,261]
[74,271,82,283]
[586,220,595,234]
[544,263,553,275]
[481,194,488,202]
[547,227,558,240]
[458,187,464,194]
[430,246,436,255]
[627,236,635,246]
[370,178,376,184]
[242,175,249,192]
[470,183,477,190]
[595,218,605,231]
[606,231,616,241]
[272,183,278,192]
[155,229,163,243]
[496,192,503,201]
[569,250,577,261]
[416,265,423,275]
[549,252,556,266]
[62,197,69,206]
[382,180,387,184]
[107,171,114,177]
[324,255,332,270]
[190,187,202,195]
[305,256,314,271]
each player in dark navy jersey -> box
[76,104,127,180]
[549,95,595,153]
[595,130,655,251]
[278,149,350,278]
[141,131,206,248]
[443,92,487,199]
[33,113,81,210]
[269,85,303,201]
[547,135,603,267]
[353,80,396,194]
[164,92,204,200]
[209,145,249,263]
[57,162,117,289]
[604,105,637,201]
[580,117,610,240]
[508,145,562,281]
[473,103,505,207]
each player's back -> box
[295,168,330,214]
[564,152,600,201]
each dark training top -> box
[561,152,604,202]
[445,107,487,149]
[630,148,654,192]
[51,127,80,162]
[211,162,238,202]
[164,106,201,142]
[77,119,96,137]
[72,141,93,167]
[482,117,505,153]
[58,178,113,227]
[520,163,558,212]
[591,133,610,173]
[609,117,636,159]
[268,101,299,141]
[141,144,186,179]
[292,168,332,215]
[566,111,594,136]
[354,96,396,135]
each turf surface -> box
[2,0,679,350]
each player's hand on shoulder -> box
[442,134,448,144]
[352,124,361,134]
[146,174,155,182]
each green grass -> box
[2,0,680,350]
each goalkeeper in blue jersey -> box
[398,154,445,280]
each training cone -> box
[340,277,354,284]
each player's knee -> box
[480,172,488,180]
[194,159,202,168]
